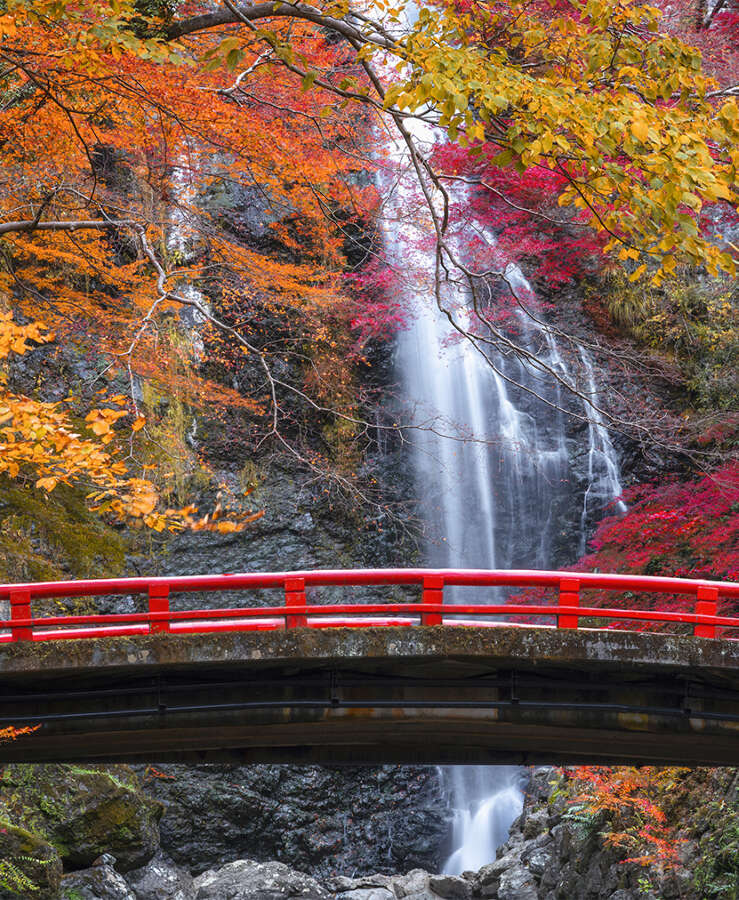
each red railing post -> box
[9,589,32,642]
[422,575,444,625]
[285,577,307,629]
[148,583,171,634]
[558,578,580,629]
[694,585,718,638]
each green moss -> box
[0,477,126,584]
[596,270,738,413]
[693,794,739,899]
[37,795,66,822]
[0,765,161,872]
[65,765,138,794]
[0,819,61,898]
[61,890,85,900]
[0,816,48,849]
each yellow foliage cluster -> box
[0,312,255,531]
[376,0,738,281]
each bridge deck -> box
[2,625,738,765]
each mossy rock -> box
[0,820,62,898]
[0,765,162,873]
[0,477,126,586]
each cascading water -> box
[167,157,209,358]
[383,123,625,875]
[367,0,625,871]
[578,347,628,554]
[442,767,524,875]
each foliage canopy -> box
[0,0,736,525]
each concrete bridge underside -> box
[1,627,738,765]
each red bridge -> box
[1,569,739,765]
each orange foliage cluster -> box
[0,724,40,742]
[567,766,689,869]
[0,1,377,528]
[0,312,211,530]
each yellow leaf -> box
[132,493,157,516]
[631,118,649,143]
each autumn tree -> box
[0,0,378,529]
[419,0,737,457]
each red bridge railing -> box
[1,569,739,644]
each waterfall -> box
[167,156,209,359]
[578,347,628,554]
[382,120,625,872]
[442,767,524,875]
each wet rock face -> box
[60,855,135,900]
[0,765,162,873]
[139,765,447,879]
[158,450,415,608]
[125,852,195,900]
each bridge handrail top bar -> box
[1,568,738,600]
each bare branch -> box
[0,218,135,236]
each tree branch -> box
[166,2,393,49]
[0,218,134,236]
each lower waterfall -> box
[441,767,526,875]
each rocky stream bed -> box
[4,765,735,900]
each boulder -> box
[60,856,135,900]
[427,873,472,899]
[523,847,552,878]
[327,873,396,899]
[473,849,522,896]
[333,890,395,900]
[0,765,162,873]
[125,851,195,900]
[0,820,62,899]
[522,810,549,841]
[329,869,472,900]
[193,859,329,899]
[391,868,434,897]
[496,864,539,900]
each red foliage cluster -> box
[431,142,606,288]
[581,462,739,583]
[508,463,738,630]
[344,261,407,345]
[564,462,739,632]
